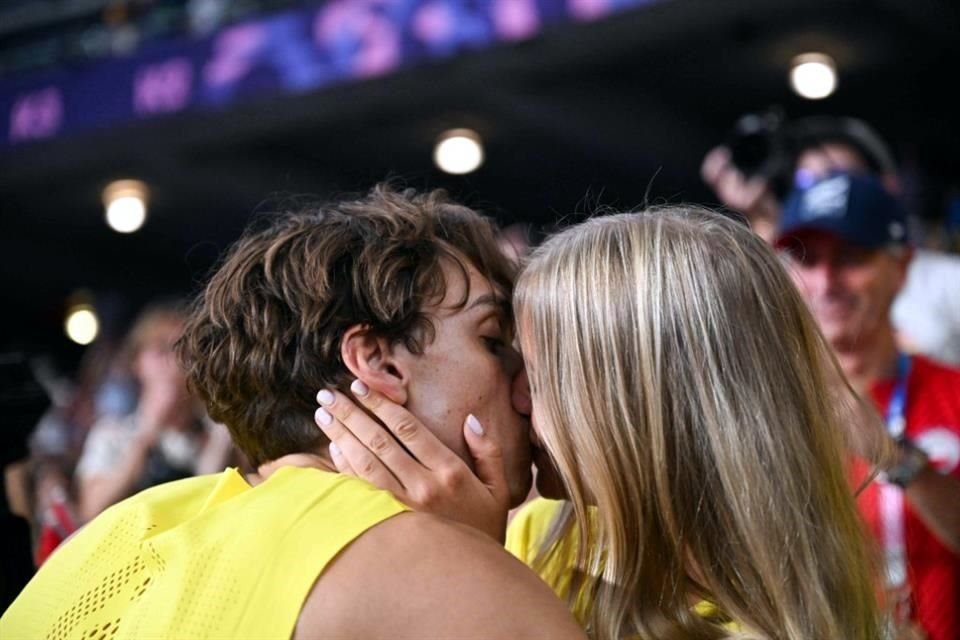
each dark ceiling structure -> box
[2,0,959,369]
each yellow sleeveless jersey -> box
[506,497,739,631]
[1,466,407,640]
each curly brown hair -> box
[175,185,516,467]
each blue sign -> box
[0,0,662,150]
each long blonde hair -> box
[515,207,882,639]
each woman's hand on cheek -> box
[315,380,510,543]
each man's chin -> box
[507,466,535,508]
[820,325,861,351]
[813,305,862,337]
[810,314,852,342]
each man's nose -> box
[511,367,532,416]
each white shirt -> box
[892,249,960,367]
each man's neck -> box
[834,325,901,392]
[253,452,337,485]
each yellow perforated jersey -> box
[506,497,740,632]
[1,466,407,640]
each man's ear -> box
[893,246,914,290]
[340,325,409,404]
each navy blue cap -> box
[776,171,909,248]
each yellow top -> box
[506,497,738,631]
[1,466,407,640]
[506,498,589,621]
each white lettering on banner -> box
[133,58,194,115]
[314,0,400,78]
[801,174,850,220]
[9,87,63,142]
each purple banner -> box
[0,0,661,150]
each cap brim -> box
[774,220,888,249]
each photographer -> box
[702,113,960,367]
[707,114,960,639]
[775,170,960,640]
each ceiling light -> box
[433,129,484,175]
[103,179,149,233]
[65,304,99,345]
[790,53,837,100]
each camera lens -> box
[729,131,773,177]
[723,110,795,198]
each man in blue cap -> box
[703,115,960,367]
[776,171,960,640]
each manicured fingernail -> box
[317,389,335,405]
[350,379,369,397]
[329,441,342,457]
[466,414,484,436]
[315,407,333,426]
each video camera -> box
[725,109,897,201]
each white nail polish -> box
[315,407,333,426]
[329,441,342,457]
[466,414,484,436]
[351,379,369,397]
[317,389,335,405]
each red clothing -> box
[857,356,960,640]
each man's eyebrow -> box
[466,292,505,313]
[469,292,514,329]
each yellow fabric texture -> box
[506,497,738,631]
[1,466,407,640]
[506,498,588,621]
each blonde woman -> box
[315,206,885,639]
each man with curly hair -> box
[1,186,583,640]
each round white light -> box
[65,305,99,345]
[103,179,149,233]
[434,129,484,175]
[790,53,837,100]
[106,196,146,233]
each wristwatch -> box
[883,438,930,489]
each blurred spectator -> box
[776,172,960,640]
[75,301,235,522]
[702,115,960,366]
[28,343,120,565]
[0,352,50,609]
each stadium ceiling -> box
[1,0,958,364]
